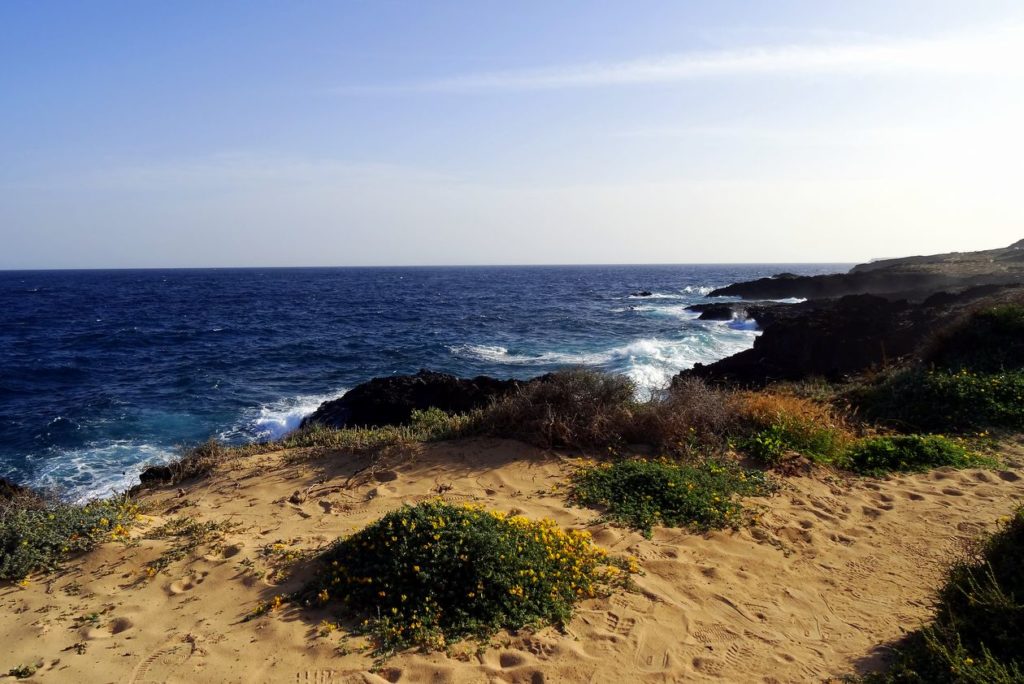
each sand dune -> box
[2,438,1022,683]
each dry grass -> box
[474,369,638,449]
[632,377,739,455]
[732,391,857,464]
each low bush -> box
[304,500,632,656]
[474,369,638,448]
[733,392,854,465]
[843,435,989,476]
[926,303,1024,373]
[0,494,138,581]
[855,368,1024,432]
[866,506,1024,682]
[569,458,775,537]
[633,378,740,456]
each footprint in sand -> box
[778,526,814,545]
[941,487,965,496]
[168,571,208,595]
[604,612,637,636]
[84,616,134,640]
[691,656,726,676]
[128,637,194,684]
[691,621,740,645]
[828,533,855,545]
[293,671,344,684]
[204,544,243,562]
[997,470,1021,482]
[861,506,884,520]
[498,650,532,668]
[523,638,558,660]
[377,667,403,683]
[439,493,476,505]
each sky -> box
[1,1,1023,268]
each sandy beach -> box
[3,437,1021,683]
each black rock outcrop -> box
[709,240,1024,301]
[684,285,1023,386]
[301,369,524,429]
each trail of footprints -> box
[604,611,636,636]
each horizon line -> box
[0,261,859,273]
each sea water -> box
[0,264,845,500]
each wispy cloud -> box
[352,24,1022,94]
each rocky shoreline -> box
[297,240,1024,424]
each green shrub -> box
[865,507,1024,682]
[0,495,138,581]
[407,407,476,440]
[856,368,1024,432]
[844,435,989,476]
[733,392,853,465]
[927,304,1024,373]
[569,458,775,537]
[303,500,632,657]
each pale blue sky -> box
[2,1,1022,268]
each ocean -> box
[0,264,844,500]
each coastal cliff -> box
[709,239,1024,301]
[686,240,1024,385]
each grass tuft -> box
[843,434,992,476]
[733,391,854,465]
[569,458,775,537]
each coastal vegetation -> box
[732,390,853,465]
[302,500,634,657]
[0,493,137,581]
[854,367,1024,432]
[865,506,1024,683]
[843,434,990,476]
[851,303,1024,432]
[568,458,774,537]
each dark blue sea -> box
[0,264,845,500]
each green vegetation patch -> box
[856,368,1024,432]
[569,458,775,537]
[0,495,138,581]
[305,500,632,657]
[844,434,990,476]
[927,303,1024,373]
[866,506,1024,683]
[733,392,853,465]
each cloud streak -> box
[358,24,1023,93]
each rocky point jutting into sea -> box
[283,239,1024,430]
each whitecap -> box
[29,441,176,503]
[221,388,349,442]
[449,332,761,399]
